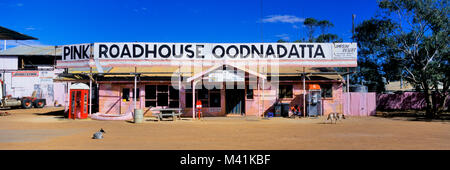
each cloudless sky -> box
[1,0,379,47]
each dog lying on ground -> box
[92,128,106,139]
[326,113,346,124]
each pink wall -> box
[97,81,347,116]
[98,83,145,114]
[247,82,345,116]
[322,83,344,115]
[53,82,67,106]
[343,92,377,116]
[246,87,278,116]
[377,92,449,110]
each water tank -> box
[350,85,368,92]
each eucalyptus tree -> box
[356,0,449,117]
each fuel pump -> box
[196,100,202,120]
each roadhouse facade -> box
[56,42,357,118]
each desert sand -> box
[0,107,449,150]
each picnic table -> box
[152,108,182,121]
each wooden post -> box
[134,75,137,109]
[89,68,92,116]
[303,67,306,117]
[257,74,260,118]
[262,71,265,118]
[347,67,350,115]
[192,80,197,119]
[134,67,137,110]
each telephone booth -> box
[68,83,89,119]
[307,84,322,117]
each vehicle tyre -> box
[21,99,33,109]
[34,99,45,108]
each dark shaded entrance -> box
[226,89,245,115]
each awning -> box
[0,26,38,40]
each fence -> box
[343,92,377,116]
[377,92,450,110]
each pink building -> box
[57,42,357,118]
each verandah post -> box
[303,67,306,117]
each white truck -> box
[0,80,46,109]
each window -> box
[122,88,130,101]
[123,88,140,101]
[157,85,168,92]
[84,93,88,112]
[278,85,293,98]
[169,86,179,99]
[144,85,179,107]
[185,88,221,108]
[321,84,333,98]
[131,88,140,101]
[145,85,156,107]
[210,89,221,107]
[198,89,209,99]
[185,92,193,108]
[169,86,180,108]
[145,101,156,107]
[145,85,156,99]
[246,84,254,99]
[157,93,168,106]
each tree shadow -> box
[376,110,450,122]
[317,122,341,124]
[124,117,193,123]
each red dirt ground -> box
[0,107,449,150]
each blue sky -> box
[1,0,379,47]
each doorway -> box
[225,89,245,115]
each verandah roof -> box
[0,26,38,40]
[67,65,343,80]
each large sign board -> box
[57,42,357,68]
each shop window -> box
[278,85,293,98]
[185,88,221,108]
[210,91,221,107]
[169,101,179,108]
[145,85,179,108]
[186,92,192,108]
[246,84,254,99]
[122,88,130,101]
[169,86,180,108]
[197,89,209,107]
[145,101,156,107]
[169,86,179,99]
[157,93,168,106]
[157,85,168,92]
[145,85,156,107]
[321,84,333,98]
[145,85,156,99]
[198,89,209,99]
[131,88,140,101]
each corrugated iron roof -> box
[0,26,38,40]
[0,45,61,56]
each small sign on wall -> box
[12,71,39,77]
[208,70,245,82]
[208,107,221,112]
